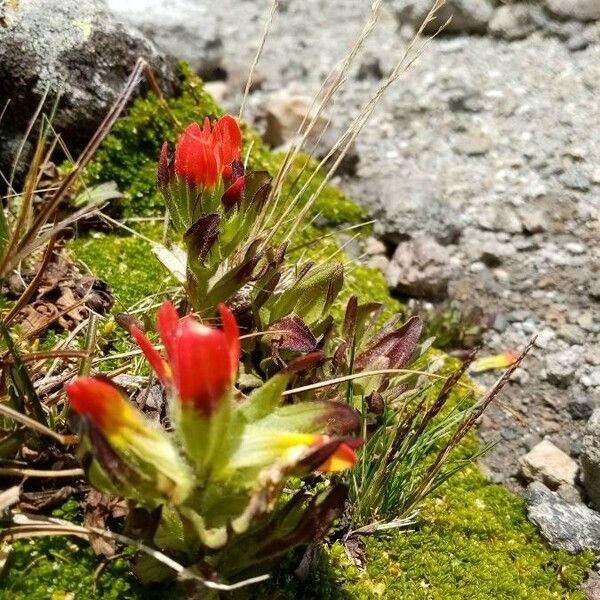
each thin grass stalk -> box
[254,0,383,241]
[282,3,448,246]
[402,338,534,512]
[0,320,47,425]
[239,0,280,120]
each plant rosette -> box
[66,301,361,579]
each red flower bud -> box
[66,377,134,435]
[133,301,240,413]
[174,116,241,189]
[221,175,245,209]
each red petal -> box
[317,442,358,473]
[130,325,171,385]
[173,320,232,412]
[221,175,245,209]
[156,301,179,363]
[213,115,241,168]
[218,303,240,377]
[174,122,219,187]
[65,377,126,433]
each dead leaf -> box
[84,490,128,557]
[3,248,114,335]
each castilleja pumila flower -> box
[66,376,139,437]
[172,115,242,188]
[130,301,240,414]
[131,301,360,473]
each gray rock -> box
[488,5,538,41]
[0,0,176,152]
[581,409,600,509]
[447,86,484,113]
[365,237,387,256]
[262,92,323,148]
[534,328,556,349]
[545,348,582,387]
[588,280,600,301]
[454,131,492,156]
[567,29,595,52]
[479,241,517,266]
[581,572,600,600]
[519,439,578,488]
[477,207,523,234]
[387,235,454,300]
[544,0,600,22]
[562,170,591,191]
[558,323,586,345]
[519,208,549,234]
[105,0,223,77]
[393,0,494,34]
[556,483,583,505]
[368,254,391,273]
[367,176,464,245]
[261,88,359,175]
[525,481,600,553]
[567,396,595,421]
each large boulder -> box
[0,0,176,164]
[104,0,223,78]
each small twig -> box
[1,515,270,591]
[0,467,84,478]
[0,403,76,445]
[282,367,476,397]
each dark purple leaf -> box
[269,314,318,352]
[356,315,423,370]
[184,213,220,263]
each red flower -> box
[66,377,135,435]
[174,116,241,188]
[131,302,240,413]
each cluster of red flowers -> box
[65,115,359,480]
[173,116,241,188]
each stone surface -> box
[262,90,325,148]
[387,235,455,300]
[581,409,600,509]
[519,439,578,488]
[544,0,600,22]
[0,0,176,154]
[105,0,223,76]
[545,348,582,387]
[568,396,596,421]
[526,481,600,553]
[489,5,538,41]
[393,0,495,34]
[581,572,600,600]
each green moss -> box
[67,224,174,311]
[252,461,592,599]
[10,68,591,599]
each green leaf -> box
[238,373,290,423]
[264,261,344,325]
